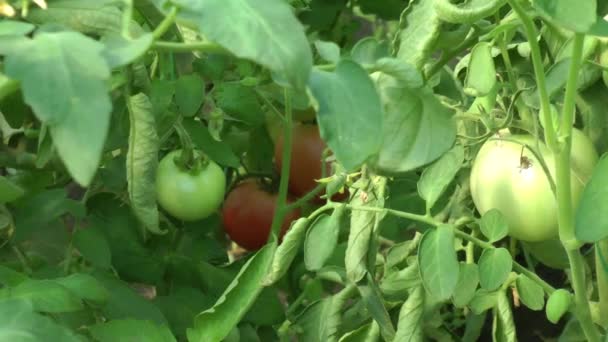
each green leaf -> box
[494,291,517,342]
[187,243,275,342]
[380,261,421,301]
[338,322,380,342]
[515,275,544,311]
[533,0,596,33]
[370,74,456,175]
[264,217,310,285]
[182,118,241,168]
[373,58,424,89]
[434,0,506,24]
[308,60,383,171]
[478,248,512,291]
[179,0,312,89]
[357,274,396,341]
[305,207,344,271]
[0,299,81,342]
[175,75,205,117]
[469,289,498,314]
[480,209,509,243]
[102,33,154,68]
[0,265,28,287]
[0,20,34,36]
[576,155,608,242]
[0,280,83,313]
[153,287,214,341]
[0,176,24,203]
[73,227,112,269]
[53,273,109,305]
[393,286,425,342]
[395,0,442,69]
[464,42,496,97]
[418,224,460,301]
[453,263,479,308]
[93,271,168,325]
[417,145,464,211]
[126,93,162,235]
[90,319,176,342]
[350,37,390,65]
[6,32,111,186]
[345,182,378,283]
[315,40,341,63]
[214,83,264,126]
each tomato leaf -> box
[187,243,275,342]
[417,144,464,212]
[171,0,312,90]
[181,118,241,168]
[308,60,383,171]
[0,299,82,342]
[478,248,512,291]
[464,42,496,97]
[395,0,442,70]
[533,0,596,33]
[0,279,84,313]
[90,319,177,342]
[0,265,28,287]
[576,155,608,242]
[102,33,154,69]
[0,20,34,35]
[469,289,499,314]
[370,74,456,175]
[73,227,112,270]
[314,40,341,63]
[264,217,310,285]
[304,206,345,271]
[350,37,390,65]
[380,261,421,301]
[480,209,509,243]
[418,224,460,301]
[0,175,24,204]
[5,31,112,186]
[393,286,425,342]
[494,291,517,342]
[175,75,205,118]
[357,273,396,341]
[453,263,480,308]
[515,275,545,311]
[126,93,163,235]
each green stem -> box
[554,32,601,342]
[152,6,179,40]
[284,183,325,211]
[270,90,294,239]
[424,31,483,79]
[121,0,134,38]
[506,0,558,152]
[596,241,608,327]
[152,41,228,54]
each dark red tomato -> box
[222,180,301,250]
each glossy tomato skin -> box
[222,181,301,250]
[156,150,226,221]
[470,129,597,242]
[275,124,326,197]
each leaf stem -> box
[152,6,179,40]
[152,41,228,54]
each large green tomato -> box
[470,129,598,242]
[156,150,226,221]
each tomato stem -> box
[152,6,179,40]
[153,41,229,54]
[595,241,608,327]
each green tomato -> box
[546,289,572,324]
[470,129,598,242]
[156,150,226,221]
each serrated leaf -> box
[480,209,509,242]
[395,0,442,69]
[576,155,608,242]
[5,31,111,186]
[418,145,464,211]
[309,60,383,171]
[177,0,312,89]
[127,93,162,235]
[393,286,425,342]
[90,319,176,342]
[478,248,512,291]
[418,224,460,301]
[187,243,275,342]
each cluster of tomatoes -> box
[155,120,330,251]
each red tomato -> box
[222,180,301,250]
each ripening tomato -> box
[470,128,598,242]
[274,124,328,197]
[222,180,301,250]
[156,150,226,221]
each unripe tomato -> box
[156,150,226,221]
[546,289,572,324]
[222,180,301,250]
[274,124,327,198]
[470,129,598,242]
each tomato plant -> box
[470,129,598,242]
[3,0,608,341]
[156,150,226,221]
[222,180,301,250]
